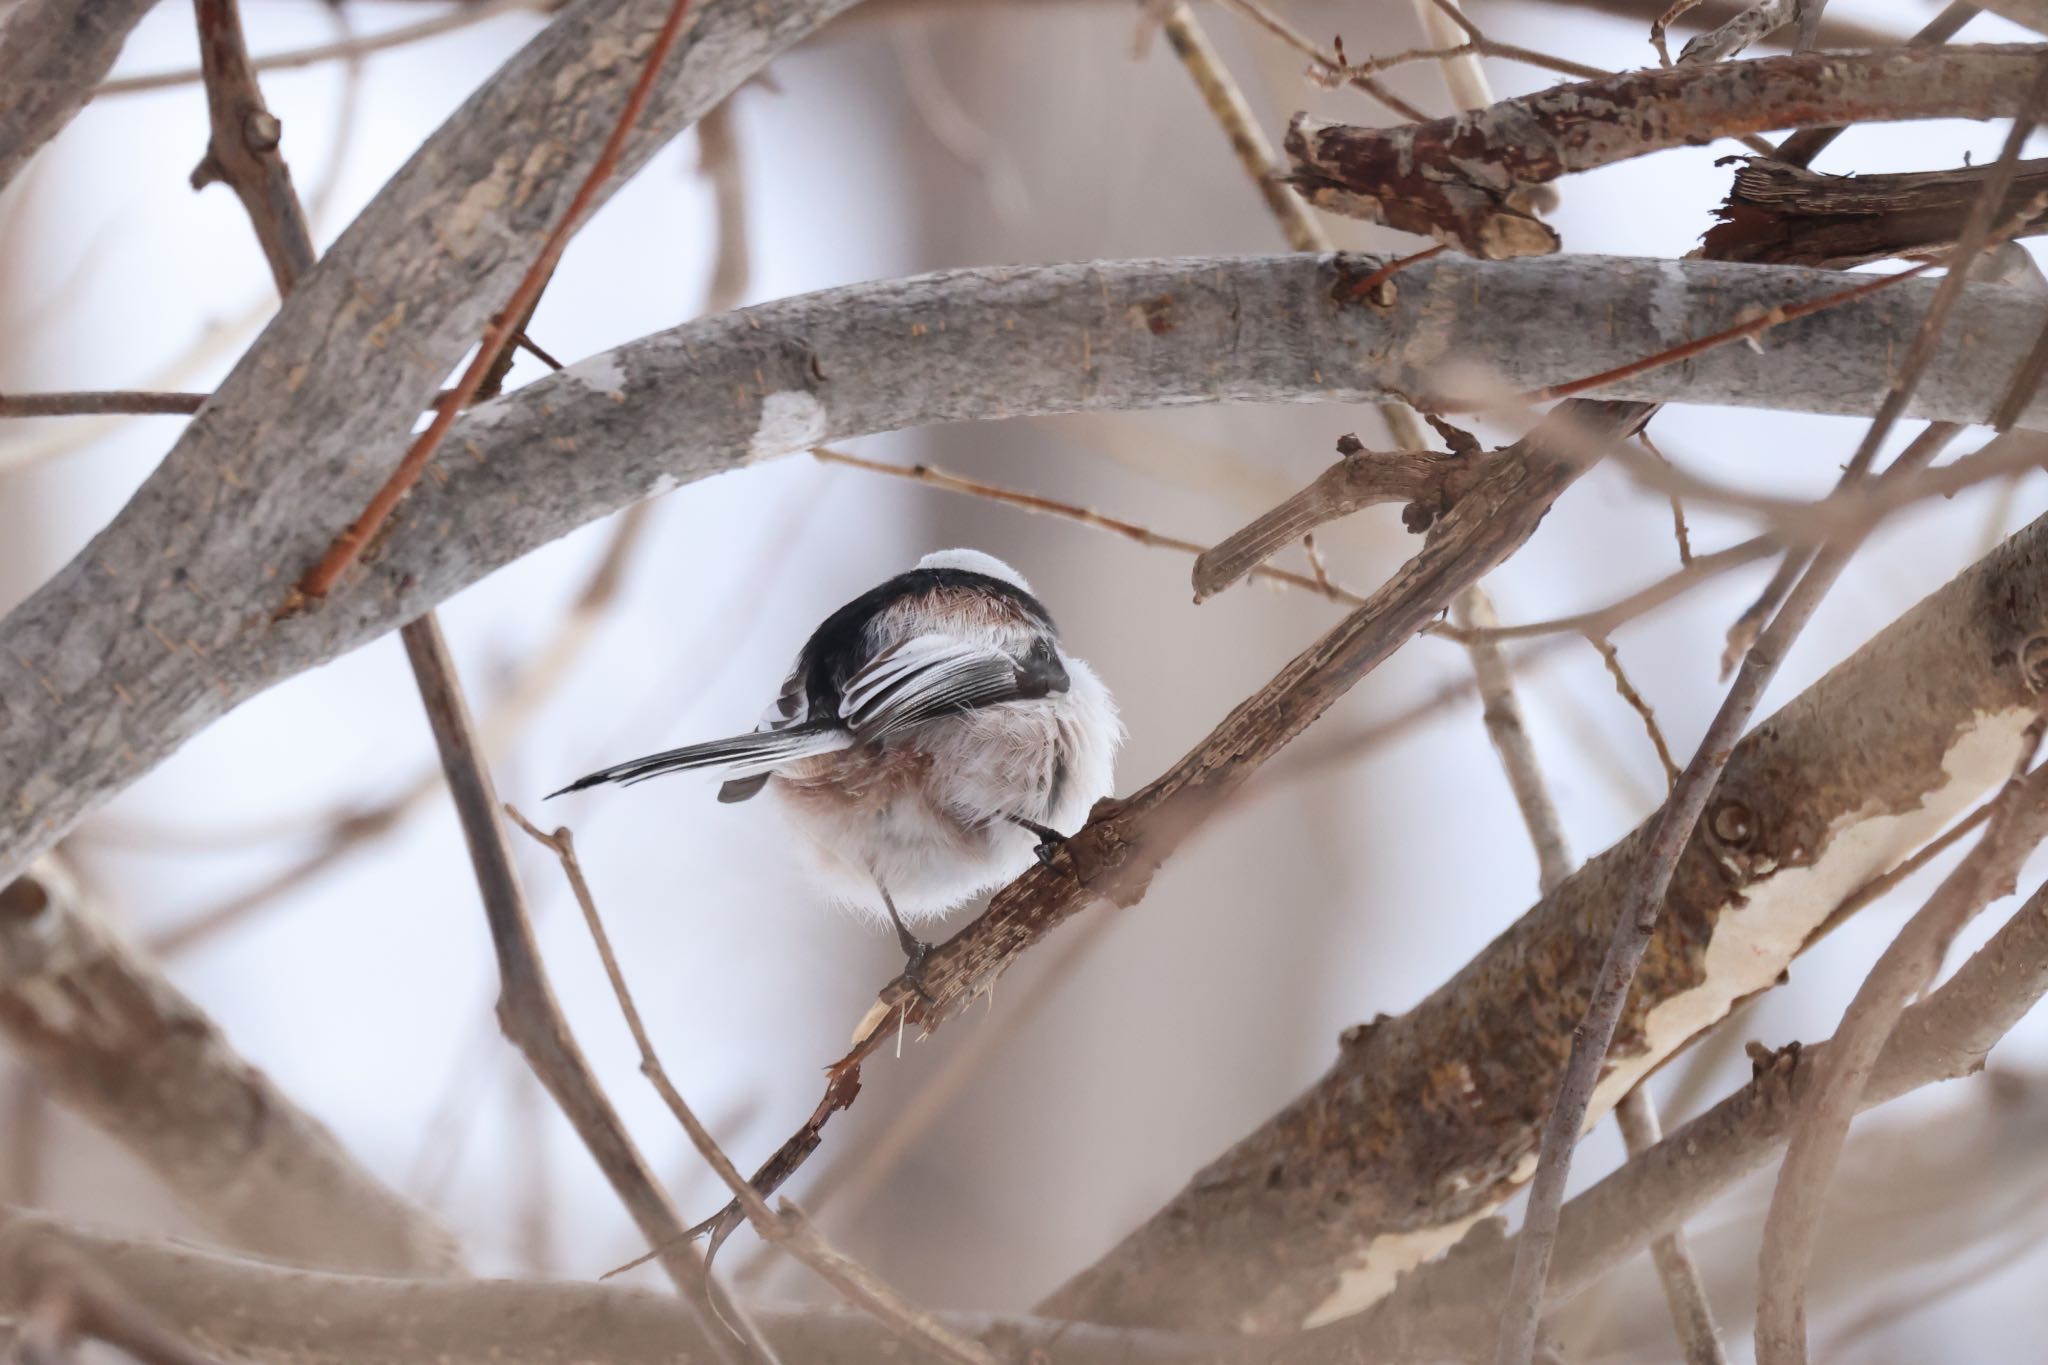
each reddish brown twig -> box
[1333,243,1447,305]
[1518,253,1944,405]
[296,0,697,602]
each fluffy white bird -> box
[551,549,1120,982]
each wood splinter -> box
[1193,430,1491,602]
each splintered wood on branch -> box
[1703,156,2048,266]
[1286,46,2046,257]
[0,865,462,1276]
[8,251,2047,890]
[1192,430,1490,601]
[1042,507,2048,1333]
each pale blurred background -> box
[4,0,2048,1360]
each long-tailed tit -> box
[550,549,1120,984]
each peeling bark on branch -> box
[1043,509,2048,1333]
[1704,156,2048,267]
[0,865,461,1276]
[7,251,2048,888]
[0,0,159,191]
[1372,862,2048,1355]
[1287,46,2046,257]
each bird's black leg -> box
[872,875,933,1001]
[1006,814,1068,867]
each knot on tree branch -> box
[1193,428,1494,602]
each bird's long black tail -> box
[547,723,850,798]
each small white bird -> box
[551,549,1120,983]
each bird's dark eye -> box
[1018,637,1070,696]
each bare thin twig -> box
[190,0,316,296]
[1637,433,1695,566]
[296,0,699,601]
[99,0,537,96]
[401,622,769,1365]
[1159,2,1321,252]
[1588,634,1681,790]
[1448,536,1774,643]
[1455,586,1575,893]
[694,99,750,315]
[509,812,999,1365]
[1522,252,1948,405]
[1213,0,1428,122]
[812,446,1366,606]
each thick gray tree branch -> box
[0,865,461,1276]
[7,251,2048,887]
[0,0,861,881]
[0,0,159,191]
[1042,506,2048,1332]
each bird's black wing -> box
[838,634,1068,738]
